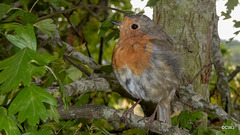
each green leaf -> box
[0,3,12,20]
[34,19,56,35]
[22,12,38,25]
[225,0,238,12]
[97,65,113,74]
[189,110,204,123]
[75,93,90,105]
[45,0,69,7]
[66,66,82,81]
[174,110,204,130]
[98,13,118,37]
[146,0,160,7]
[6,24,37,50]
[23,130,52,135]
[3,10,25,22]
[105,29,120,41]
[222,120,239,135]
[8,85,57,126]
[233,21,240,28]
[47,106,59,123]
[1,22,21,32]
[0,107,21,135]
[178,111,192,129]
[19,0,30,10]
[0,48,40,94]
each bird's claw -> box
[121,107,134,125]
[137,114,156,132]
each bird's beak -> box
[111,20,122,26]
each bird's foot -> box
[121,107,134,125]
[137,113,156,132]
[121,99,142,125]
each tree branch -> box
[46,73,240,129]
[63,55,91,76]
[228,66,240,82]
[37,4,127,21]
[211,14,233,114]
[57,104,189,134]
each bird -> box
[111,14,181,128]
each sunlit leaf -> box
[8,85,57,126]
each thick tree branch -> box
[46,73,240,129]
[211,14,233,114]
[179,85,240,128]
[57,104,189,134]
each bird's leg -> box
[121,99,142,125]
[138,101,161,131]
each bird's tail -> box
[157,99,171,125]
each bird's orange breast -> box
[112,34,154,75]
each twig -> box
[228,66,240,82]
[64,55,91,76]
[62,13,92,58]
[98,37,104,65]
[185,63,213,86]
[37,4,127,21]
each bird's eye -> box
[131,24,138,30]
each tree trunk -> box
[153,0,220,127]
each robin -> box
[111,14,181,127]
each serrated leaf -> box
[8,85,57,126]
[98,13,118,37]
[190,110,204,122]
[0,3,12,20]
[6,24,37,50]
[176,110,203,130]
[0,48,40,94]
[179,111,192,129]
[225,0,238,12]
[0,107,21,135]
[22,12,38,25]
[34,19,56,35]
[221,11,231,20]
[47,106,59,123]
[146,0,160,7]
